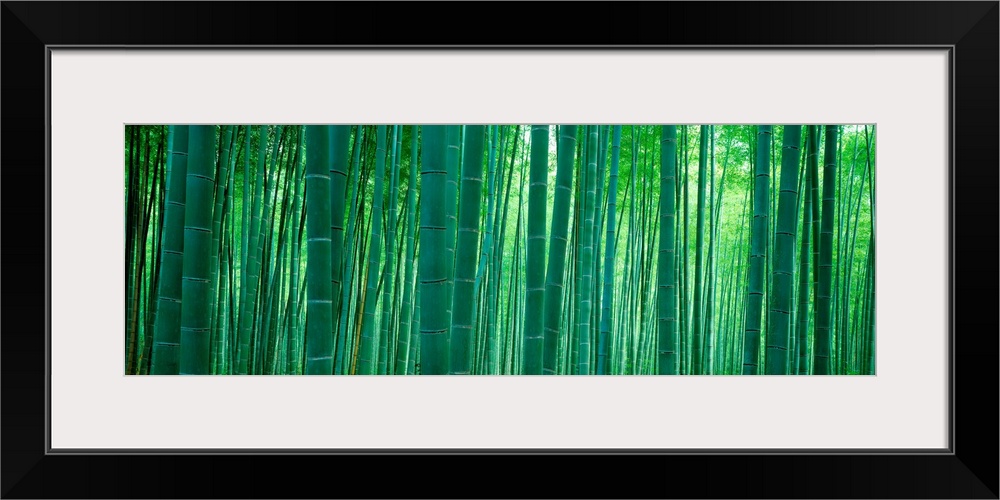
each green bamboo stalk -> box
[396,126,419,374]
[705,126,716,373]
[796,128,818,374]
[816,128,827,366]
[208,127,234,373]
[542,125,577,374]
[656,125,678,374]
[138,128,164,374]
[681,126,690,373]
[236,126,267,374]
[638,148,658,373]
[268,132,296,372]
[690,126,709,375]
[707,128,732,373]
[224,197,237,374]
[389,130,405,372]
[731,184,752,373]
[571,129,586,374]
[240,126,251,336]
[336,126,364,374]
[304,125,334,375]
[125,127,148,374]
[125,126,140,371]
[286,134,305,374]
[379,126,400,374]
[330,125,351,372]
[508,168,526,374]
[209,130,232,374]
[742,125,772,375]
[635,131,648,372]
[764,125,802,375]
[419,125,450,374]
[626,128,639,373]
[591,126,609,371]
[598,126,622,375]
[522,125,549,374]
[142,129,163,372]
[610,127,633,373]
[445,125,461,335]
[253,127,286,373]
[410,256,421,375]
[178,125,217,374]
[257,127,285,372]
[866,127,876,374]
[865,236,875,374]
[841,127,870,373]
[488,128,520,373]
[472,127,498,367]
[450,125,485,374]
[832,129,846,373]
[577,125,598,375]
[358,126,387,375]
[813,125,839,374]
[150,126,188,374]
[474,127,498,301]
[268,133,298,373]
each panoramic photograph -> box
[125,124,875,375]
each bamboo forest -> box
[125,124,876,376]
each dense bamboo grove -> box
[126,124,876,375]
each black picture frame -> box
[2,2,996,498]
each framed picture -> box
[3,1,995,498]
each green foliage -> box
[126,124,875,376]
